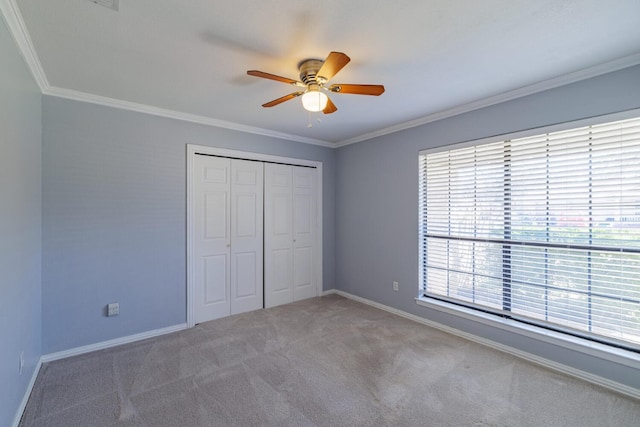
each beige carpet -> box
[20,294,639,426]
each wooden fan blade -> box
[317,52,351,82]
[328,84,385,96]
[247,70,301,85]
[322,96,337,114]
[262,92,304,108]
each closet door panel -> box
[230,160,264,315]
[234,252,257,297]
[293,167,316,301]
[204,255,228,304]
[194,156,231,323]
[293,246,313,300]
[204,192,227,239]
[265,164,294,308]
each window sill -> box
[415,296,640,370]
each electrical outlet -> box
[19,351,24,375]
[107,302,119,317]
[393,281,399,292]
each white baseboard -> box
[12,357,42,427]
[41,323,188,363]
[13,324,187,425]
[329,289,640,400]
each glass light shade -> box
[301,89,328,112]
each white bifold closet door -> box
[264,163,317,308]
[193,155,264,324]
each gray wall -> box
[0,18,42,427]
[41,96,335,354]
[335,65,640,389]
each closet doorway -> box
[186,145,323,327]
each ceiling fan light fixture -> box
[247,51,384,115]
[301,86,328,112]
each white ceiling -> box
[13,0,640,145]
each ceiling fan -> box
[247,51,385,114]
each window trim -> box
[417,107,640,366]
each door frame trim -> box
[186,144,323,327]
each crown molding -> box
[0,0,48,91]
[0,1,333,148]
[4,1,640,149]
[335,52,640,148]
[44,86,334,147]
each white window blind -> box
[419,116,640,350]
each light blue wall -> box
[336,65,640,389]
[0,18,42,427]
[41,96,336,354]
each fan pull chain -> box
[307,113,323,128]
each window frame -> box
[416,108,640,369]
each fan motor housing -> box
[298,59,324,85]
